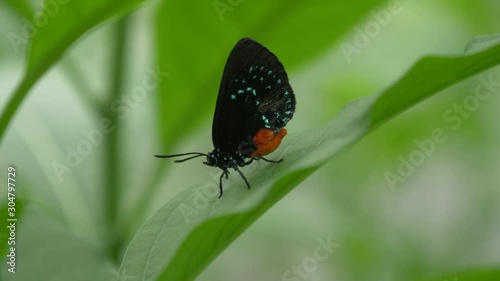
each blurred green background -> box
[0,0,499,280]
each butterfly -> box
[155,38,296,198]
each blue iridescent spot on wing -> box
[227,62,295,134]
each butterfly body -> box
[155,38,295,197]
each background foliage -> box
[0,0,499,280]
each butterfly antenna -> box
[154,152,207,163]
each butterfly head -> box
[204,148,246,170]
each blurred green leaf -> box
[2,0,34,18]
[414,269,500,281]
[0,0,147,143]
[465,33,500,54]
[1,207,114,281]
[371,33,500,129]
[119,38,500,281]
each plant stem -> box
[105,16,129,263]
[62,57,108,115]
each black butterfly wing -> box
[212,38,295,156]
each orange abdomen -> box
[250,128,287,157]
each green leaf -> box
[0,0,147,143]
[2,0,34,18]
[119,38,500,281]
[1,207,114,281]
[371,33,500,130]
[465,33,500,54]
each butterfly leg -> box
[218,170,229,198]
[255,156,283,163]
[234,166,251,190]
